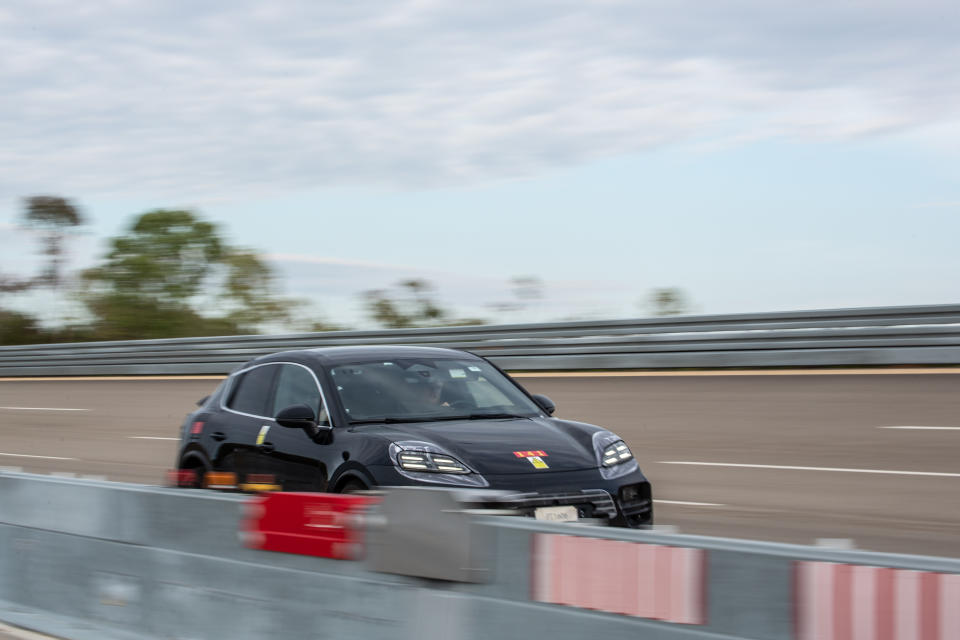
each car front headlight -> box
[592,431,640,479]
[397,450,471,474]
[389,441,489,487]
[601,440,633,467]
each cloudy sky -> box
[1,1,958,326]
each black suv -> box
[176,346,652,527]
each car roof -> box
[250,345,480,368]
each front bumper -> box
[489,482,653,526]
[499,488,619,519]
[368,464,653,526]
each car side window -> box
[226,365,277,416]
[273,364,329,426]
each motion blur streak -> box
[4,367,960,383]
[533,533,706,624]
[659,461,960,478]
[513,369,960,378]
[0,622,59,640]
[1,372,959,555]
[0,406,88,411]
[796,562,960,640]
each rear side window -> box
[226,365,277,416]
[273,364,329,425]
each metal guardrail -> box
[2,304,960,375]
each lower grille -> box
[620,498,652,517]
[492,489,619,519]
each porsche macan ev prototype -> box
[176,346,652,527]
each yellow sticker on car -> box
[256,425,270,446]
[528,456,549,469]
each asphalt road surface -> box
[1,372,958,557]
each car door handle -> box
[258,442,275,453]
[211,431,227,441]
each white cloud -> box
[1,1,958,197]
[265,253,417,271]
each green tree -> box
[22,196,85,288]
[84,210,223,304]
[487,275,544,320]
[0,310,44,345]
[364,279,483,328]
[219,250,294,330]
[1,196,85,293]
[82,210,290,339]
[0,196,86,344]
[647,287,689,316]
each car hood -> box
[367,416,603,475]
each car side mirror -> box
[531,394,556,416]
[275,404,334,443]
[276,404,319,429]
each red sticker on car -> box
[513,450,547,458]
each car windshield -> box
[329,357,542,424]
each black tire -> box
[177,453,211,488]
[338,479,367,494]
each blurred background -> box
[2,1,959,343]
[0,0,959,555]
[0,7,959,638]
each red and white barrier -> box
[532,533,707,625]
[796,561,960,640]
[242,492,378,560]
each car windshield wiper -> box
[349,412,530,425]
[348,417,433,425]
[411,412,531,421]
[402,413,532,421]
[349,415,473,425]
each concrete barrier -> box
[0,471,958,640]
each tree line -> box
[1,196,690,346]
[1,199,298,344]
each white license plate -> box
[534,506,579,522]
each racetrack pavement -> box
[1,372,958,557]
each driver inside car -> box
[410,376,449,410]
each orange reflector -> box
[204,471,237,489]
[239,482,282,493]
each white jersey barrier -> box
[0,471,959,640]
